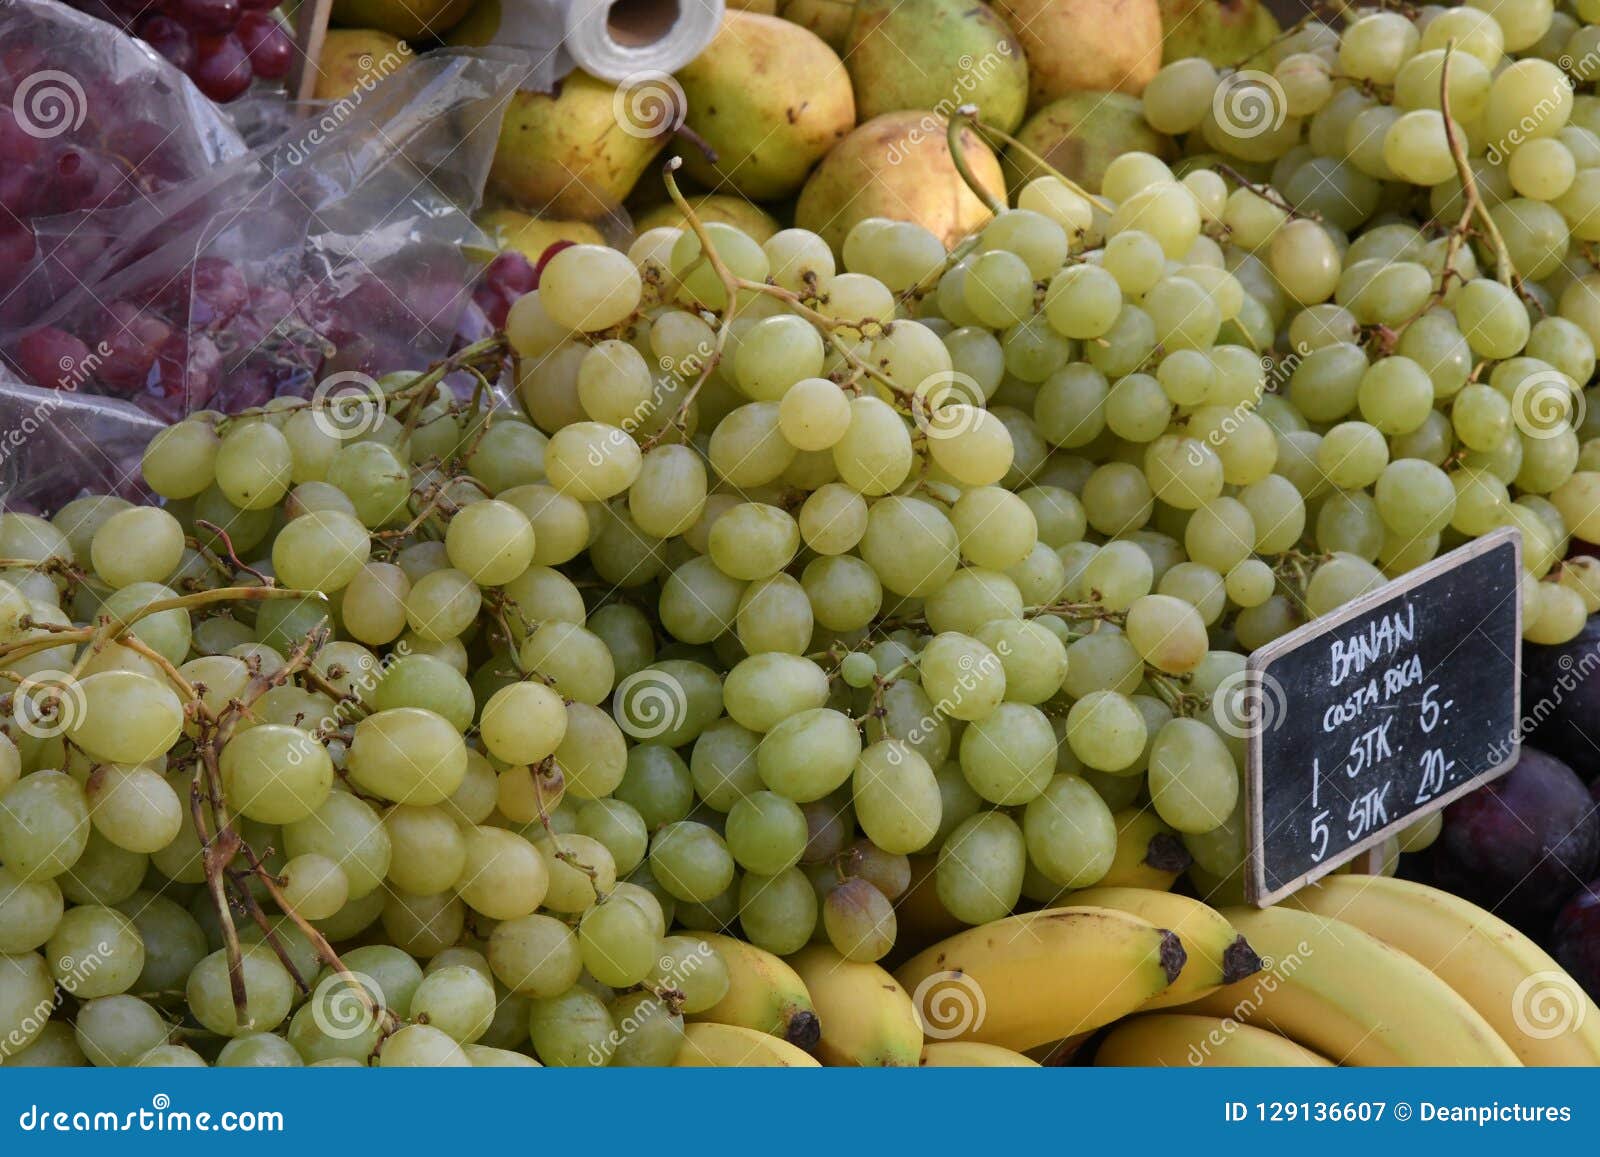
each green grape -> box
[1383,109,1461,186]
[1317,422,1389,489]
[187,944,293,1037]
[1288,342,1366,422]
[1453,382,1517,452]
[1044,264,1121,339]
[1148,718,1239,834]
[0,771,88,882]
[1339,11,1420,84]
[821,878,896,962]
[833,395,913,495]
[755,708,862,802]
[1225,558,1276,607]
[936,811,1025,926]
[735,315,826,401]
[725,791,809,875]
[737,868,818,956]
[141,421,221,499]
[1158,561,1227,625]
[75,995,170,1067]
[88,507,184,590]
[1023,775,1116,887]
[1124,593,1208,674]
[576,897,659,988]
[964,250,1035,328]
[649,821,735,903]
[1275,52,1334,117]
[214,421,293,511]
[1375,458,1458,537]
[859,496,959,598]
[1357,356,1434,435]
[1066,691,1147,772]
[1305,553,1386,616]
[478,681,567,765]
[1035,363,1109,448]
[346,707,466,805]
[1086,305,1157,379]
[959,703,1056,805]
[1316,489,1384,561]
[487,914,582,999]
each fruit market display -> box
[8,0,1600,1071]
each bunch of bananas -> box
[670,877,1600,1066]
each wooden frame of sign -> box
[286,0,336,105]
[1242,525,1523,906]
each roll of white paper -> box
[487,0,723,83]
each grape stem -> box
[1436,43,1518,293]
[955,109,1113,214]
[194,521,273,586]
[1213,163,1313,222]
[947,107,1005,215]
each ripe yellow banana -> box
[1096,1014,1332,1067]
[1064,886,1262,1009]
[674,1022,820,1067]
[1182,905,1520,1066]
[920,1040,1038,1066]
[1098,808,1193,891]
[689,933,819,1049]
[788,944,923,1066]
[894,905,1186,1052]
[1285,874,1600,1066]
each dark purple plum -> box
[1554,885,1600,1001]
[1521,615,1600,779]
[1432,748,1600,932]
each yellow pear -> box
[331,0,474,40]
[777,0,856,48]
[676,11,855,201]
[795,111,1005,252]
[1158,0,1280,65]
[992,0,1163,108]
[1006,91,1174,193]
[489,72,668,222]
[312,30,411,101]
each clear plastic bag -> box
[2,1,535,425]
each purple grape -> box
[161,0,241,35]
[14,327,93,390]
[1431,747,1600,932]
[0,217,35,277]
[136,13,198,72]
[186,257,250,328]
[96,304,172,392]
[473,250,538,328]
[236,12,291,80]
[191,33,252,103]
[150,329,222,410]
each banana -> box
[1098,809,1193,890]
[920,1040,1038,1067]
[1063,886,1262,1009]
[788,944,923,1066]
[689,933,820,1049]
[1285,874,1600,1066]
[1096,1014,1332,1067]
[894,905,1186,1052]
[1181,905,1521,1066]
[674,1022,821,1067]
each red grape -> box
[161,0,242,36]
[531,240,577,287]
[237,12,292,80]
[15,327,92,391]
[191,33,252,102]
[136,13,198,73]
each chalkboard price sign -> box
[1239,526,1523,906]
